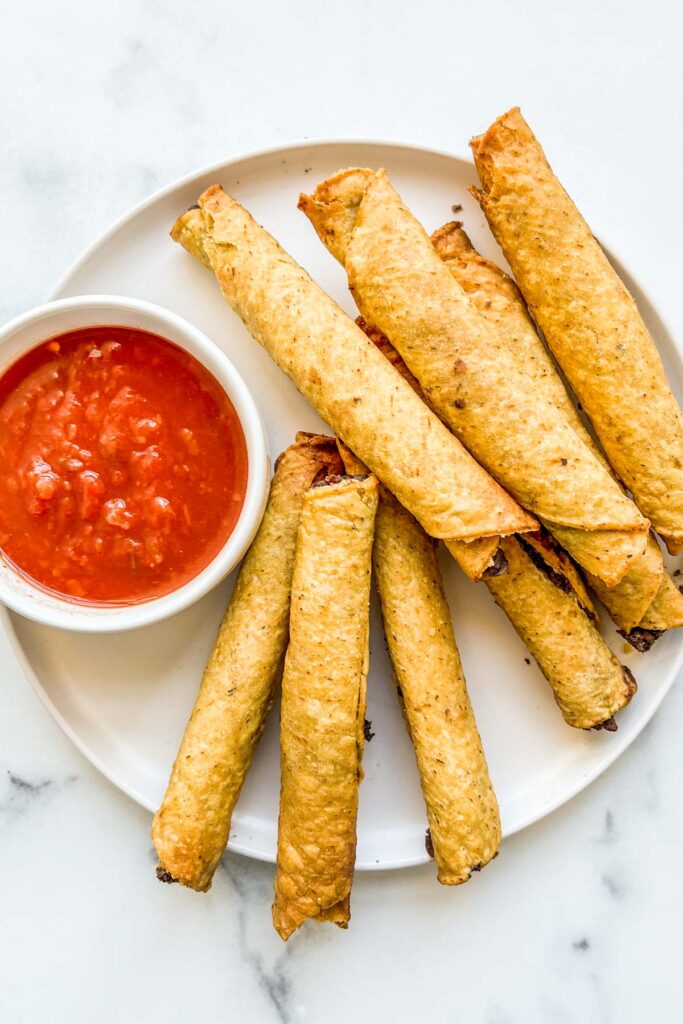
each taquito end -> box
[170,205,212,269]
[430,221,474,262]
[155,865,178,885]
[298,167,375,264]
[618,627,664,653]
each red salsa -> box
[0,325,248,603]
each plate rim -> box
[6,136,683,869]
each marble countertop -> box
[2,1,682,1020]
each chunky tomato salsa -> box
[0,325,248,603]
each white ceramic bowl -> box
[0,295,269,632]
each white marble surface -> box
[1,1,682,1020]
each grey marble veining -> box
[1,0,683,1021]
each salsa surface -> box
[0,325,248,603]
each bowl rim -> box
[0,294,270,632]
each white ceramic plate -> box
[6,140,683,870]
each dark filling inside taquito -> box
[482,547,508,577]
[618,628,664,653]
[517,533,596,619]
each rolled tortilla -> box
[152,433,342,891]
[470,106,683,553]
[372,483,501,882]
[272,474,378,940]
[362,328,637,728]
[487,537,636,730]
[171,189,535,549]
[300,170,648,587]
[432,222,683,641]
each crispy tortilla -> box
[487,538,637,729]
[470,107,683,553]
[373,485,501,882]
[272,474,378,940]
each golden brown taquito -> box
[432,222,683,643]
[152,433,341,892]
[470,106,683,553]
[373,486,501,881]
[360,327,636,728]
[171,190,535,551]
[272,474,378,940]
[299,169,648,587]
[487,537,637,730]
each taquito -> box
[373,483,501,882]
[152,433,342,891]
[487,537,637,730]
[272,473,378,940]
[470,106,683,553]
[432,222,683,643]
[361,326,637,728]
[171,189,535,552]
[299,169,648,587]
